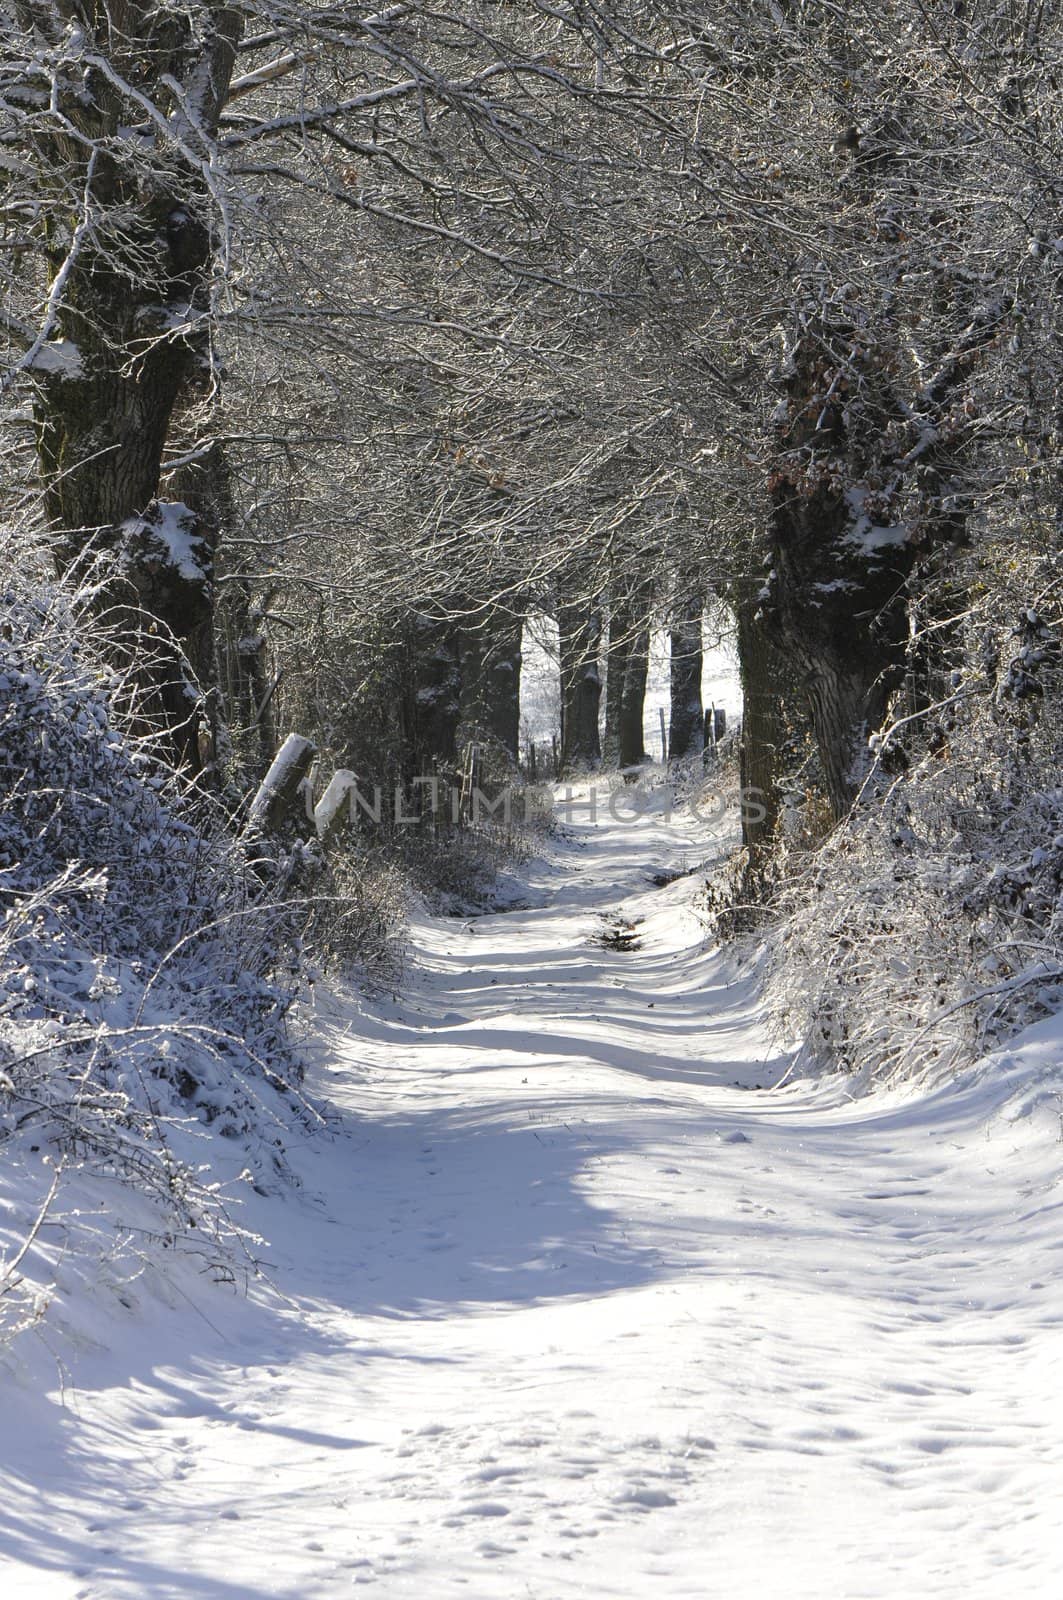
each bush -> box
[299,841,410,985]
[771,579,1063,1087]
[395,817,536,915]
[0,556,313,1351]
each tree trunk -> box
[735,592,784,868]
[617,612,650,770]
[766,489,911,819]
[764,301,1004,818]
[603,602,629,767]
[409,615,462,774]
[28,8,243,774]
[458,606,523,764]
[767,496,907,818]
[604,577,651,771]
[668,596,704,760]
[164,434,245,777]
[763,322,912,818]
[558,601,602,774]
[37,333,218,772]
[217,578,277,786]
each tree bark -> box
[763,293,1005,818]
[604,577,651,771]
[668,595,704,760]
[558,601,602,774]
[617,611,650,770]
[217,578,277,786]
[409,615,462,774]
[28,7,243,774]
[458,606,523,764]
[735,592,784,869]
[603,601,629,767]
[763,322,913,817]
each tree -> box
[558,592,602,775]
[3,2,684,773]
[3,3,244,766]
[668,587,703,761]
[458,604,523,767]
[604,577,654,770]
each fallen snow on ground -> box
[2,786,1063,1599]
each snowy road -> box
[3,785,1063,1598]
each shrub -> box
[771,577,1063,1087]
[0,554,313,1351]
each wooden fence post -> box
[248,733,316,833]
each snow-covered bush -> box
[771,577,1063,1087]
[0,557,313,1350]
[396,818,536,915]
[301,840,410,984]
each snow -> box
[843,486,909,557]
[314,768,358,839]
[122,502,206,581]
[161,302,196,332]
[3,786,1063,1598]
[847,521,909,555]
[812,578,856,593]
[248,732,316,829]
[26,340,83,379]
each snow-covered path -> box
[3,787,1063,1599]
